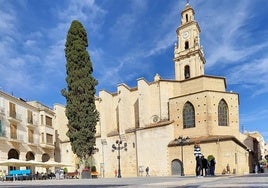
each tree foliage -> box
[62,20,99,162]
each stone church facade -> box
[87,3,253,177]
[0,3,261,178]
[0,2,262,178]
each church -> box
[0,2,262,178]
[85,3,257,177]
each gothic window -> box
[185,41,189,49]
[184,65,190,79]
[183,102,195,128]
[218,99,228,126]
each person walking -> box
[195,155,203,177]
[145,167,149,176]
[194,144,203,177]
[226,164,230,174]
[209,157,216,176]
[202,156,208,176]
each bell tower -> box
[174,3,205,81]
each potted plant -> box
[91,166,98,178]
[81,159,91,179]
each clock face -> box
[182,31,189,39]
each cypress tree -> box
[62,20,99,165]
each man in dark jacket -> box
[201,156,208,176]
[195,155,203,177]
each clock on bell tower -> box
[173,3,205,81]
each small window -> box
[186,14,188,22]
[28,129,34,143]
[184,65,190,79]
[45,116,52,127]
[185,41,189,49]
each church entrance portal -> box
[171,159,183,176]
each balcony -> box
[39,124,54,136]
[0,107,5,116]
[27,137,38,147]
[26,119,38,129]
[0,131,7,141]
[8,111,22,123]
[9,133,23,144]
[40,142,55,149]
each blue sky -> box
[0,0,268,141]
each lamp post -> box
[101,139,107,178]
[112,139,127,178]
[177,136,190,176]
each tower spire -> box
[173,3,205,81]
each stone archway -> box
[42,153,50,162]
[8,148,19,170]
[171,159,183,175]
[26,151,35,171]
[8,148,19,159]
[26,151,35,161]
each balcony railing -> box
[0,107,5,115]
[28,137,34,143]
[10,133,17,140]
[0,130,6,137]
[8,111,22,122]
[26,119,38,128]
[40,142,55,149]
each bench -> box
[66,171,79,179]
[6,169,31,181]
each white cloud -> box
[201,1,251,67]
[241,108,268,122]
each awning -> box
[0,158,72,168]
[0,158,31,166]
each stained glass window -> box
[183,102,195,128]
[218,99,228,126]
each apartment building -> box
[0,91,55,173]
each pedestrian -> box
[195,154,203,177]
[255,164,258,174]
[202,156,208,176]
[194,144,203,177]
[226,164,230,174]
[209,157,216,176]
[145,167,149,176]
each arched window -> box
[186,14,188,22]
[218,99,228,126]
[184,65,190,79]
[26,151,35,161]
[185,41,189,49]
[42,153,50,162]
[183,102,195,128]
[8,149,19,159]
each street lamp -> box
[101,139,107,178]
[177,136,190,176]
[112,139,127,178]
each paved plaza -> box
[0,173,268,187]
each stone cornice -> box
[174,48,205,64]
[125,120,174,133]
[168,135,248,150]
